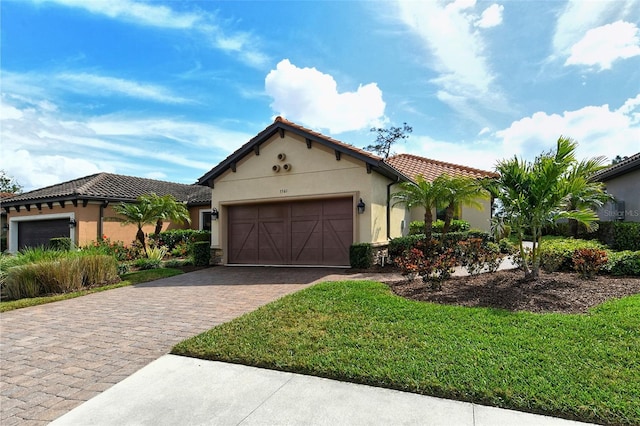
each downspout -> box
[98,200,109,240]
[386,178,399,240]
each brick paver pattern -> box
[0,267,357,425]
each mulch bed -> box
[386,270,640,314]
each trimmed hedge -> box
[49,237,73,251]
[603,251,640,276]
[409,219,470,235]
[191,241,211,266]
[150,230,211,251]
[349,243,373,269]
[545,220,640,251]
[539,239,607,273]
[389,230,493,259]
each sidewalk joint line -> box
[236,372,295,425]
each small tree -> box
[391,175,446,240]
[487,137,603,279]
[436,175,486,235]
[364,123,412,158]
[0,170,23,194]
[112,193,191,256]
[151,194,191,236]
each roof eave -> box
[197,121,410,186]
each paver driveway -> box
[0,267,353,425]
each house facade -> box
[197,117,496,267]
[592,153,640,222]
[1,173,211,252]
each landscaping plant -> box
[486,137,608,279]
[572,248,608,279]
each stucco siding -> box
[209,132,394,261]
[598,169,640,222]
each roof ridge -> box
[274,116,384,161]
[75,172,108,195]
[388,153,496,176]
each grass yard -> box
[0,268,183,312]
[173,280,640,426]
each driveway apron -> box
[0,267,350,425]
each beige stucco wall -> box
[598,169,640,222]
[6,201,198,252]
[404,195,492,234]
[209,132,398,261]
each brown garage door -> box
[228,198,353,266]
[18,219,70,250]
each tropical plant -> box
[564,157,613,237]
[391,175,447,240]
[437,175,486,234]
[486,137,604,279]
[150,194,191,236]
[112,193,191,256]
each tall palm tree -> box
[391,175,447,240]
[488,137,602,279]
[436,175,486,234]
[149,194,191,236]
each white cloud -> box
[392,0,507,120]
[264,59,386,134]
[496,95,640,161]
[476,4,504,28]
[565,21,640,70]
[37,0,201,29]
[552,0,640,61]
[29,0,268,68]
[57,73,191,104]
[0,89,253,191]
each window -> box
[200,210,212,231]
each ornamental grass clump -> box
[572,248,608,279]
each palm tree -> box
[436,175,486,234]
[391,175,447,240]
[564,157,613,238]
[112,198,158,254]
[488,137,603,279]
[149,194,191,236]
[113,193,191,255]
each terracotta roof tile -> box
[592,152,640,182]
[2,173,210,206]
[274,116,384,162]
[385,153,498,181]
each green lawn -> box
[0,268,183,312]
[173,280,640,425]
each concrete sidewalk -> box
[51,355,593,426]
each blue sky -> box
[1,0,639,192]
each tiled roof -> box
[591,152,640,182]
[274,116,384,162]
[1,173,211,206]
[385,153,498,181]
[197,116,408,185]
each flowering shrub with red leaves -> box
[87,235,141,262]
[459,238,504,276]
[572,248,608,279]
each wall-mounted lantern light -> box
[357,198,366,214]
[211,208,219,220]
[2,223,8,231]
[68,219,77,228]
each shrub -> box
[191,241,211,267]
[409,219,470,235]
[134,258,162,270]
[349,243,373,269]
[572,248,608,279]
[394,239,458,289]
[84,236,139,262]
[458,239,504,276]
[603,251,640,276]
[498,239,518,255]
[539,239,606,273]
[611,222,640,251]
[389,234,426,259]
[49,237,72,251]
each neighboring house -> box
[1,192,16,252]
[592,152,640,222]
[197,117,496,267]
[1,173,211,252]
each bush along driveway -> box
[0,267,345,425]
